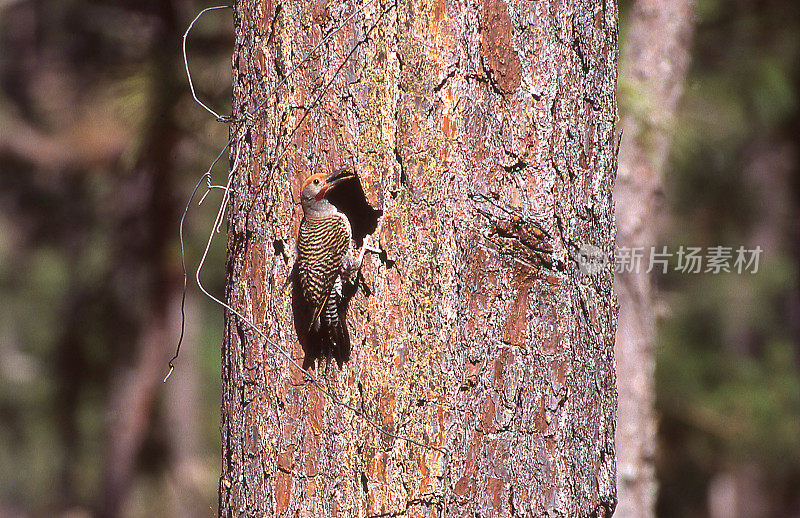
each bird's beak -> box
[325,169,355,189]
[314,170,355,200]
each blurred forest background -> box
[0,0,797,517]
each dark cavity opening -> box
[324,168,382,248]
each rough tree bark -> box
[614,0,695,516]
[220,0,618,516]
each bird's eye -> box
[313,179,319,185]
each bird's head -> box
[300,169,355,215]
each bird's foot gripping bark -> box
[356,214,384,269]
[350,233,384,299]
[356,233,383,267]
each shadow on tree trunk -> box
[291,262,352,368]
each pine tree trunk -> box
[219,0,618,516]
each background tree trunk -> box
[614,0,695,516]
[220,0,618,515]
[100,1,186,511]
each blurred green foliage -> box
[652,0,800,515]
[0,0,230,515]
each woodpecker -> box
[297,169,362,361]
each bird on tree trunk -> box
[297,169,378,363]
